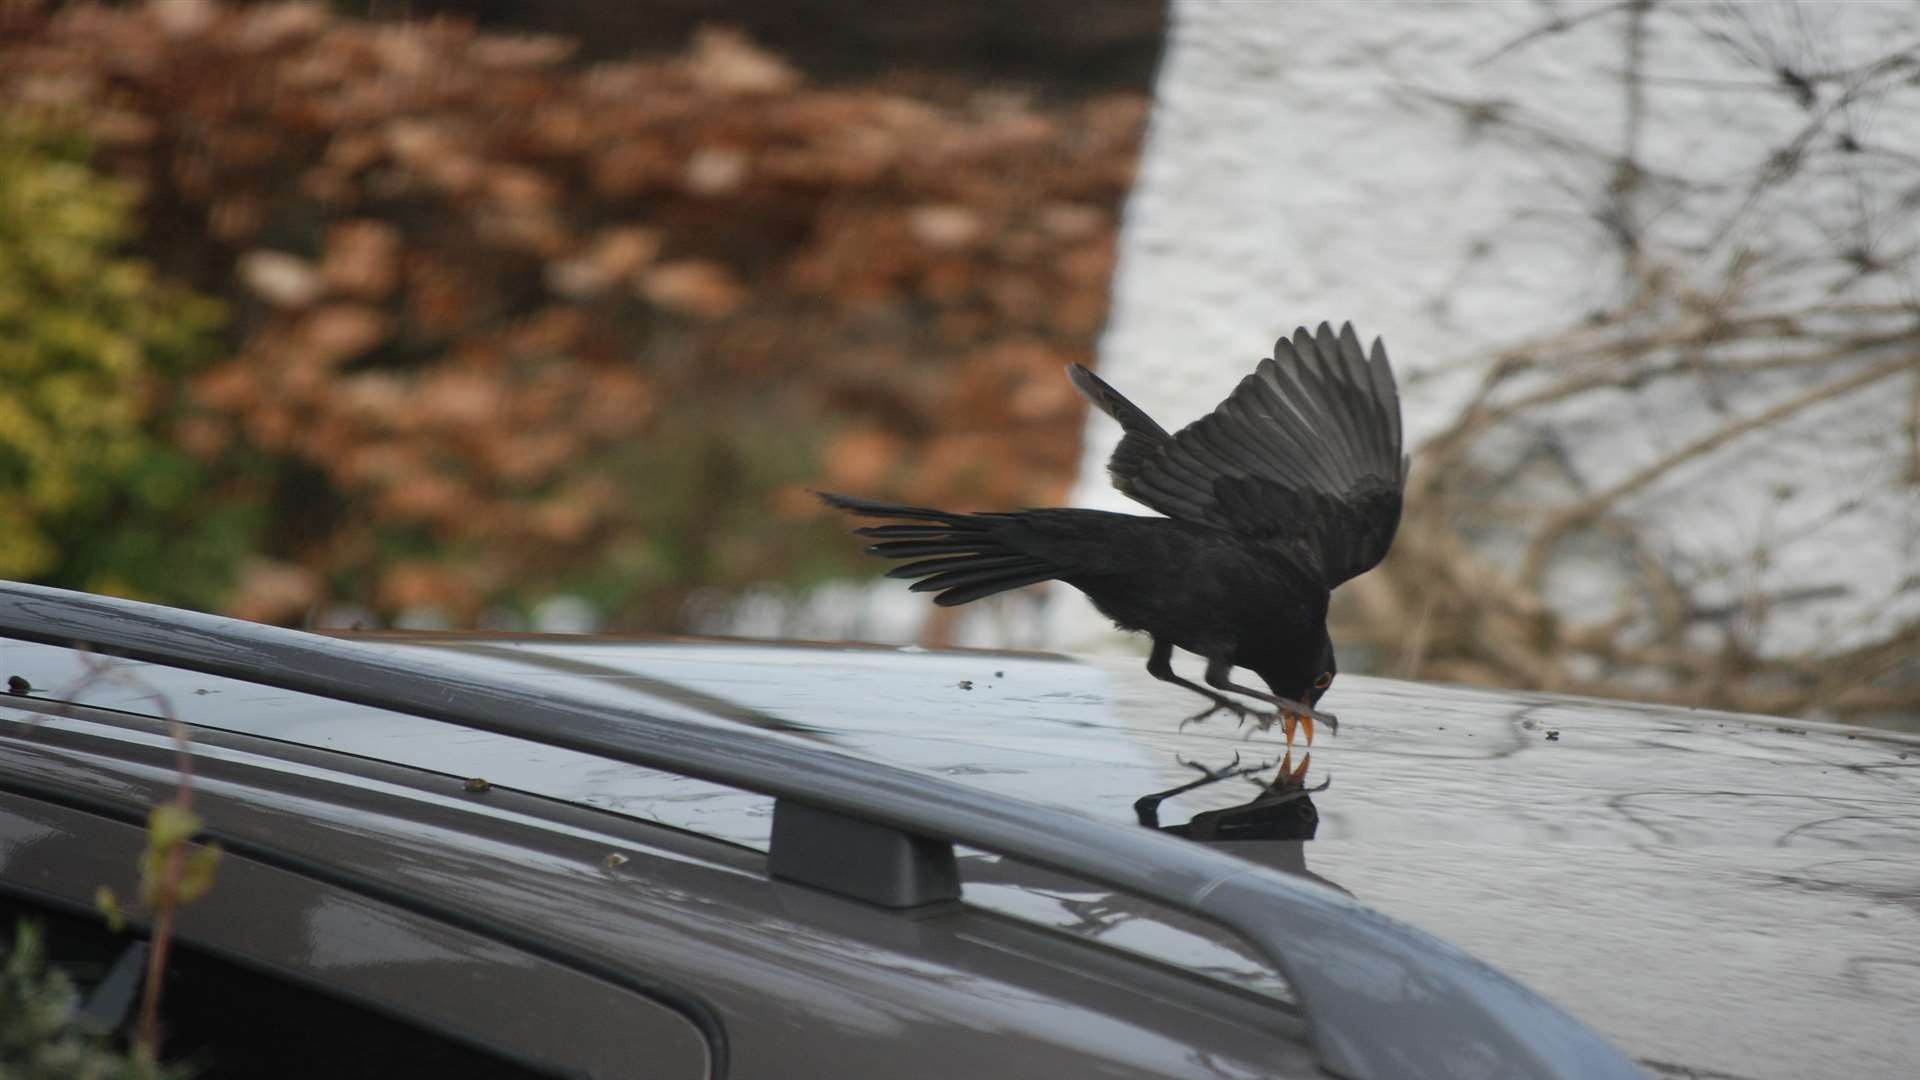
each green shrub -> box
[0,117,250,607]
[0,920,186,1079]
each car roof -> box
[0,582,1649,1080]
[12,707,1324,1078]
[69,632,1920,1080]
[15,584,1896,1068]
[369,639,1920,1079]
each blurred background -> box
[2,0,1916,728]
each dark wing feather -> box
[1085,322,1406,588]
[1067,363,1171,494]
[817,492,1062,607]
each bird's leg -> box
[1180,695,1256,729]
[1133,751,1273,828]
[1200,658,1340,746]
[1147,639,1256,728]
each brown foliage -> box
[0,2,1146,626]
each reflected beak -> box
[1272,749,1312,790]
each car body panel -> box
[0,693,1316,1080]
[2,582,1661,1080]
[0,791,713,1078]
[6,629,1914,1078]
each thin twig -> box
[1473,0,1646,68]
[1519,352,1916,585]
[65,652,202,1055]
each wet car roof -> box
[338,637,1920,1080]
[8,632,1919,1079]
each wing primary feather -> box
[1244,362,1319,454]
[1371,336,1403,457]
[1321,320,1377,485]
[1215,399,1296,484]
[1309,322,1368,490]
[1238,363,1325,475]
[1043,325,1406,564]
[1241,371,1328,489]
[1263,354,1352,487]
[1336,323,1390,476]
[1342,326,1398,480]
[1216,365,1313,474]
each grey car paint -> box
[1,693,1317,1079]
[0,583,1650,1080]
[414,641,1920,1080]
[0,791,713,1077]
[7,613,1912,1078]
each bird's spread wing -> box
[1070,322,1406,588]
[1066,361,1169,486]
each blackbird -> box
[820,321,1406,746]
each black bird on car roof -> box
[821,321,1406,749]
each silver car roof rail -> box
[0,582,1644,1080]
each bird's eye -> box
[1313,671,1332,689]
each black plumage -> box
[820,321,1406,742]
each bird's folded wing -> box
[1123,322,1407,588]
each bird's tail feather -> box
[817,492,1060,606]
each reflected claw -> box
[1173,750,1273,786]
[1137,749,1278,825]
[1246,750,1328,797]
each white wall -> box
[1047,0,1920,672]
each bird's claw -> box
[1178,697,1254,730]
